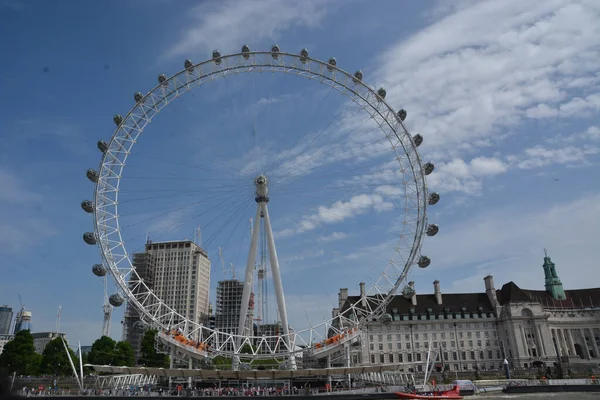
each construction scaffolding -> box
[215,280,252,351]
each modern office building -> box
[335,253,600,370]
[13,309,32,334]
[123,239,211,362]
[0,306,13,335]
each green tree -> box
[0,330,41,375]
[139,330,169,368]
[88,336,117,366]
[113,341,135,367]
[87,336,136,367]
[40,337,79,376]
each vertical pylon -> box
[233,175,295,370]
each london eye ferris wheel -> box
[81,45,440,369]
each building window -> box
[371,355,375,364]
[452,352,458,361]
[380,354,385,363]
[488,350,493,359]
[479,351,484,359]
[397,342,402,350]
[370,344,374,351]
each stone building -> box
[335,252,600,370]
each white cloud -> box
[375,0,600,152]
[279,192,393,238]
[163,0,332,59]
[319,232,348,242]
[516,145,600,169]
[419,193,600,293]
[426,156,507,195]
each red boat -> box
[395,385,463,400]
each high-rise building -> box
[146,240,211,323]
[0,306,13,335]
[13,309,32,334]
[123,239,211,362]
[123,252,157,363]
[215,279,252,348]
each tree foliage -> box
[87,336,135,367]
[0,330,41,375]
[40,337,79,376]
[139,330,169,368]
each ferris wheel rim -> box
[90,49,431,358]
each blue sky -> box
[1,0,599,347]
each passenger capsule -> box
[377,87,387,101]
[423,162,435,175]
[81,200,94,213]
[413,134,423,147]
[418,255,431,268]
[158,74,168,85]
[241,45,250,59]
[427,224,439,237]
[184,59,194,72]
[212,49,222,65]
[113,114,123,126]
[134,92,143,103]
[397,109,407,121]
[83,232,97,245]
[353,70,363,83]
[428,192,440,206]
[97,140,108,153]
[92,263,106,277]
[299,48,309,63]
[109,293,124,307]
[271,44,280,59]
[86,169,98,183]
[380,313,393,324]
[327,57,337,71]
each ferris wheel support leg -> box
[262,202,296,370]
[233,205,262,371]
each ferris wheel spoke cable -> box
[203,198,253,250]
[271,135,392,186]
[262,83,336,175]
[274,98,358,180]
[123,193,247,249]
[117,185,247,204]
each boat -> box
[395,385,463,400]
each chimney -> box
[339,288,348,309]
[332,307,339,319]
[359,282,367,307]
[409,281,417,306]
[433,280,442,305]
[484,275,499,309]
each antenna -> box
[55,305,62,333]
[195,227,203,247]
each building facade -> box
[0,334,14,355]
[215,279,252,342]
[13,309,32,334]
[0,306,13,335]
[336,253,600,371]
[31,332,66,354]
[123,239,211,362]
[123,251,157,363]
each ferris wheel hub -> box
[254,174,269,202]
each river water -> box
[473,393,600,399]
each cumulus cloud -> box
[163,0,332,59]
[375,1,599,142]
